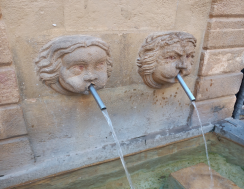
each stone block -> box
[0,0,64,37]
[196,72,242,101]
[0,136,34,175]
[0,19,12,65]
[199,48,244,76]
[170,163,241,189]
[207,18,244,30]
[0,105,27,140]
[203,29,244,49]
[210,0,244,17]
[190,95,236,127]
[64,0,178,31]
[0,67,19,105]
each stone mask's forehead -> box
[161,41,195,55]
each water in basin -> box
[13,133,244,189]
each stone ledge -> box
[0,136,34,176]
[215,118,244,146]
[199,48,244,76]
[0,67,19,105]
[190,95,236,127]
[0,104,27,140]
[195,72,243,101]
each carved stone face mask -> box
[59,46,108,95]
[35,36,113,95]
[137,32,196,88]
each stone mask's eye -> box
[78,65,84,70]
[96,61,105,68]
[165,56,176,60]
[186,54,194,58]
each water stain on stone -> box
[212,105,225,112]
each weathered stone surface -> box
[64,0,178,31]
[196,72,243,101]
[0,0,64,37]
[210,0,244,17]
[0,19,12,65]
[0,67,19,105]
[0,105,27,140]
[199,48,244,76]
[207,18,244,30]
[0,136,34,175]
[174,0,212,32]
[203,29,244,49]
[190,95,236,127]
[22,81,195,163]
[170,163,241,189]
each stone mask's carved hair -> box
[137,32,196,88]
[35,35,112,94]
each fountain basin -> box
[8,129,244,189]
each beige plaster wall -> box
[0,0,219,187]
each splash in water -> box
[192,101,214,188]
[102,109,135,189]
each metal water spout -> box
[88,84,106,110]
[176,74,195,102]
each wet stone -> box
[169,163,241,189]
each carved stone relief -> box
[35,35,113,95]
[137,32,197,88]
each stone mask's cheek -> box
[157,61,179,79]
[59,67,87,93]
[93,71,108,90]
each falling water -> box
[192,101,214,188]
[102,109,135,189]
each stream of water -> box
[102,109,135,189]
[192,101,214,188]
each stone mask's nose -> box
[83,72,98,82]
[176,56,187,69]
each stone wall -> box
[0,0,243,188]
[0,7,34,177]
[191,0,244,127]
